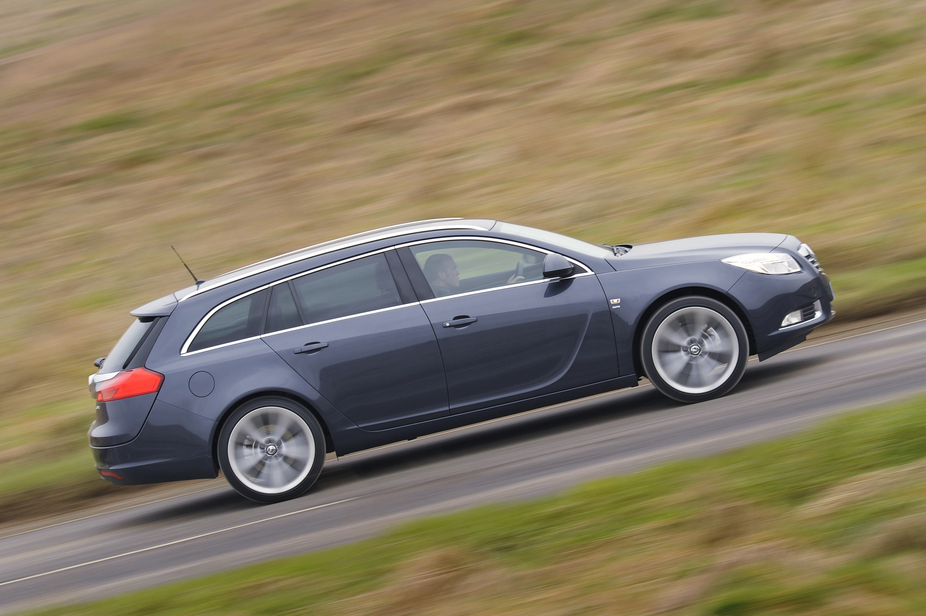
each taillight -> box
[96,368,164,402]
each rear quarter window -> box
[187,289,269,353]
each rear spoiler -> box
[130,293,178,318]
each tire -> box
[218,397,326,503]
[641,296,748,404]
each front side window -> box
[188,289,268,353]
[409,240,546,298]
[290,253,401,325]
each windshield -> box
[494,222,613,259]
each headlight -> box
[722,253,801,275]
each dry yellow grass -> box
[2,0,926,514]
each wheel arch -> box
[211,390,335,474]
[631,286,756,376]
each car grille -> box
[804,253,823,274]
[798,242,834,300]
[798,243,824,274]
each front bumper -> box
[728,267,835,361]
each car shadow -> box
[316,354,832,489]
[123,353,829,523]
[314,386,671,490]
[114,488,260,528]
[736,355,831,393]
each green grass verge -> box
[24,394,926,616]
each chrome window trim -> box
[181,236,593,356]
[260,303,414,340]
[400,236,593,303]
[181,248,398,355]
[182,334,266,357]
[178,219,489,302]
[181,285,272,356]
[418,272,593,305]
[396,236,593,274]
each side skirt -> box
[333,375,638,457]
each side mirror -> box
[543,253,575,279]
[94,357,106,369]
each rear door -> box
[262,251,449,430]
[399,239,619,413]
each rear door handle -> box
[442,316,478,328]
[294,342,328,354]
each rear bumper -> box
[90,399,217,485]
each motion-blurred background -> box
[1,0,925,521]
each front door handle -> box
[294,342,328,354]
[442,316,478,328]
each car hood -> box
[608,233,789,270]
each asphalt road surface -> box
[2,313,925,614]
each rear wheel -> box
[218,397,325,503]
[641,297,748,403]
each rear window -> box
[100,318,156,373]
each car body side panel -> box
[332,375,638,456]
[262,304,450,430]
[418,275,619,413]
[596,263,747,375]
[147,336,361,455]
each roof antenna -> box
[172,246,204,286]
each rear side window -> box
[100,318,156,372]
[291,253,401,326]
[188,289,269,353]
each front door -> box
[402,240,619,413]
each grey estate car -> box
[89,219,834,502]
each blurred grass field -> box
[25,394,926,616]
[1,0,926,520]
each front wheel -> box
[641,297,748,403]
[218,397,326,503]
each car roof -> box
[178,218,496,302]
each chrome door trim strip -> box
[180,248,399,355]
[394,236,593,274]
[178,220,488,302]
[260,303,416,340]
[180,235,594,355]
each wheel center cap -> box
[265,444,279,456]
[689,344,703,357]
